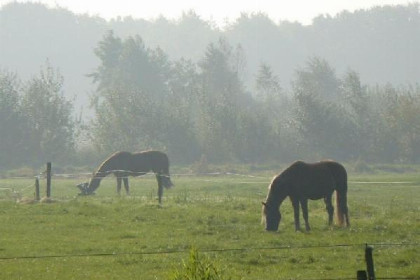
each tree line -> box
[1,31,419,170]
[1,2,420,112]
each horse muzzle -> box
[76,182,95,196]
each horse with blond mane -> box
[262,160,350,231]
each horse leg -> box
[116,177,122,195]
[342,202,350,227]
[123,177,130,195]
[325,195,334,226]
[344,209,350,227]
[290,197,301,231]
[300,199,311,231]
[156,174,163,204]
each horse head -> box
[262,201,281,231]
[76,182,95,196]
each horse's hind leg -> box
[123,177,130,195]
[117,177,122,195]
[290,197,301,231]
[300,199,311,231]
[325,195,334,226]
[341,201,350,227]
[156,174,164,204]
[345,211,350,227]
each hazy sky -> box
[0,0,413,26]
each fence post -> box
[35,177,40,201]
[357,270,367,280]
[46,162,52,198]
[365,245,375,280]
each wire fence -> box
[0,243,418,280]
[0,242,418,261]
[1,165,419,206]
[2,169,419,184]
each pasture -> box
[0,167,419,279]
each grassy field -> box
[0,168,419,279]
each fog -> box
[0,2,419,169]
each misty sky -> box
[0,0,412,26]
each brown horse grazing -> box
[77,151,173,204]
[262,160,350,231]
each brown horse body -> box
[262,160,350,231]
[78,151,173,204]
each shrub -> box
[170,248,228,280]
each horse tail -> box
[326,161,349,227]
[158,152,173,188]
[336,190,346,226]
[335,163,349,227]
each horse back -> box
[96,151,132,174]
[97,151,169,175]
[132,151,170,174]
[282,161,343,199]
[323,161,348,190]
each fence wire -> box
[0,242,418,261]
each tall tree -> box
[341,70,373,159]
[292,58,355,160]
[20,62,75,165]
[0,71,27,168]
[89,31,200,163]
[255,63,282,102]
[195,38,246,161]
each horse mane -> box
[88,151,128,192]
[94,151,127,177]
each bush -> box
[352,159,373,173]
[171,248,228,280]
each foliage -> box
[171,248,226,280]
[0,65,75,169]
[292,58,420,163]
[89,31,198,162]
[0,70,26,168]
[194,38,247,162]
[2,2,420,101]
[20,62,76,165]
[1,3,420,167]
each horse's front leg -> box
[300,199,311,231]
[116,177,123,195]
[324,195,334,226]
[156,174,163,204]
[290,197,301,231]
[123,177,130,195]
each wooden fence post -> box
[357,270,367,280]
[35,177,40,201]
[46,162,52,198]
[365,245,376,280]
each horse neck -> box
[266,181,287,208]
[88,163,112,191]
[95,157,117,177]
[88,177,101,191]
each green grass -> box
[0,171,419,279]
